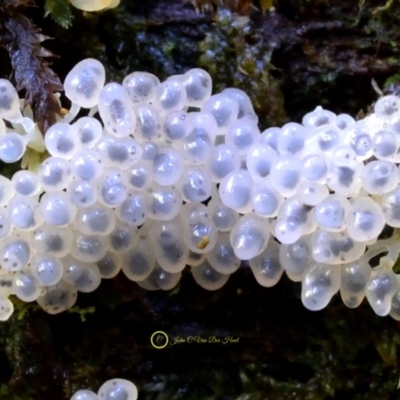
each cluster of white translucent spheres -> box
[1,58,400,321]
[70,378,137,400]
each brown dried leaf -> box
[0,2,63,135]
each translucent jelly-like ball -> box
[31,224,73,257]
[179,112,215,165]
[116,192,148,226]
[345,124,373,160]
[126,161,152,191]
[225,119,260,155]
[219,169,253,213]
[152,148,183,186]
[306,125,343,155]
[187,250,206,267]
[301,153,328,183]
[0,274,15,297]
[249,239,284,288]
[64,58,105,108]
[98,379,138,400]
[73,117,102,149]
[13,270,42,302]
[98,168,128,207]
[210,144,241,182]
[276,197,316,241]
[311,229,366,265]
[260,127,280,150]
[11,170,40,196]
[163,111,193,142]
[361,160,398,194]
[62,255,101,292]
[374,95,400,118]
[223,87,258,123]
[149,218,189,273]
[8,195,40,230]
[107,221,138,253]
[302,106,336,128]
[121,236,155,282]
[270,155,302,198]
[0,79,20,119]
[39,191,77,227]
[98,83,136,137]
[0,235,31,271]
[297,181,329,206]
[134,104,161,142]
[326,147,363,196]
[202,93,239,134]
[347,196,385,241]
[0,133,26,163]
[147,184,182,221]
[30,253,63,286]
[390,288,400,321]
[71,389,98,400]
[206,231,240,274]
[372,130,398,160]
[251,181,283,218]
[96,252,122,279]
[335,113,355,130]
[142,263,182,291]
[301,264,340,311]
[68,179,98,208]
[181,203,218,254]
[0,175,14,207]
[177,165,212,203]
[45,122,80,159]
[70,233,107,263]
[277,122,310,157]
[381,185,400,227]
[340,260,371,308]
[0,296,13,321]
[279,234,312,280]
[141,141,159,162]
[207,193,239,232]
[191,260,230,291]
[71,150,103,181]
[36,280,77,314]
[0,208,11,239]
[97,135,143,169]
[230,213,270,260]
[154,76,187,113]
[183,68,212,107]
[38,156,72,192]
[314,194,350,232]
[75,203,116,235]
[365,267,399,316]
[246,144,278,181]
[123,71,160,103]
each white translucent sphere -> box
[346,197,385,241]
[98,83,136,137]
[123,71,160,103]
[0,133,26,163]
[73,116,103,148]
[39,191,77,227]
[191,260,230,291]
[230,213,270,260]
[45,122,80,159]
[30,253,63,286]
[64,58,105,108]
[0,79,20,119]
[219,169,253,213]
